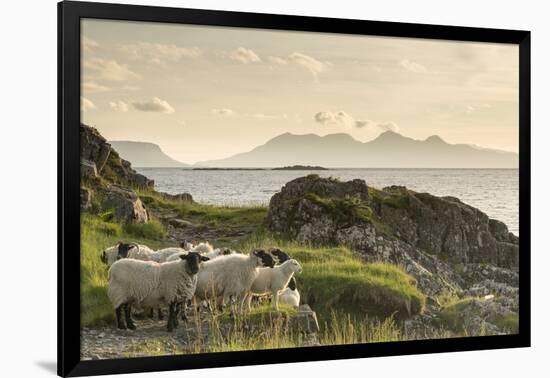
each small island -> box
[272,165,328,171]
[192,167,266,171]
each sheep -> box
[107,251,209,331]
[278,276,301,308]
[100,242,156,266]
[179,241,214,255]
[269,248,298,295]
[167,247,234,262]
[194,250,275,317]
[245,259,302,311]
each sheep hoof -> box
[118,324,127,330]
[127,323,136,330]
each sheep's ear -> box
[179,254,188,260]
[201,256,210,262]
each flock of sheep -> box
[101,241,302,332]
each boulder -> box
[101,185,148,223]
[266,175,519,301]
[373,187,519,268]
[292,305,320,333]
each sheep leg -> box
[148,308,154,319]
[272,291,279,311]
[228,295,236,318]
[179,300,188,322]
[181,299,190,321]
[115,305,126,330]
[167,302,177,332]
[158,307,164,320]
[124,304,136,330]
[245,293,253,312]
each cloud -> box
[132,97,174,113]
[268,56,289,65]
[288,52,326,80]
[314,111,367,128]
[81,36,98,52]
[109,100,129,112]
[84,58,140,82]
[212,108,236,117]
[121,42,201,64]
[82,81,110,93]
[377,122,400,132]
[399,59,427,73]
[80,97,96,112]
[230,47,262,64]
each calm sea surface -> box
[137,168,519,235]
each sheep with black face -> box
[107,251,209,331]
[194,249,275,317]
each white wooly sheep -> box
[246,259,302,311]
[192,242,214,255]
[101,242,156,266]
[194,250,275,316]
[107,252,209,331]
[153,247,188,263]
[278,278,300,308]
[166,246,234,263]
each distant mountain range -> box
[110,132,518,169]
[196,131,518,168]
[109,141,189,168]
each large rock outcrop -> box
[267,175,519,270]
[266,175,520,334]
[80,124,154,190]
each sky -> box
[81,19,519,164]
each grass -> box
[138,191,267,241]
[494,313,519,333]
[239,231,425,321]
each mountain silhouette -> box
[109,141,189,168]
[196,131,518,168]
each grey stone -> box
[80,159,98,178]
[294,304,320,333]
[101,185,149,223]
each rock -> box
[374,187,519,269]
[159,192,194,203]
[80,187,92,210]
[101,185,149,223]
[266,176,519,300]
[293,304,320,333]
[80,159,98,178]
[80,124,111,173]
[81,124,154,190]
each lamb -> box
[278,276,301,308]
[101,242,156,266]
[245,259,302,311]
[107,251,209,331]
[194,250,275,317]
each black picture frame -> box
[58,1,531,376]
